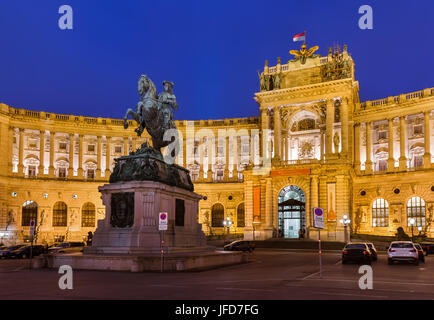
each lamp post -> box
[409,218,415,242]
[339,215,351,243]
[222,216,232,242]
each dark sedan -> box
[365,242,378,261]
[420,243,434,256]
[0,245,26,259]
[6,245,45,259]
[342,243,372,265]
[223,240,255,252]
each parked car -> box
[48,242,85,254]
[223,240,255,252]
[365,242,378,261]
[7,245,45,259]
[414,243,425,263]
[0,245,26,259]
[420,243,434,255]
[342,242,372,265]
[387,241,419,265]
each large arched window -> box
[372,198,389,227]
[211,203,224,227]
[53,201,67,227]
[407,196,426,227]
[22,200,38,226]
[81,202,95,227]
[237,203,245,227]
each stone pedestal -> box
[85,180,207,255]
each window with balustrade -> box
[372,198,389,227]
[407,196,426,227]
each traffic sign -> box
[313,207,324,229]
[159,212,168,231]
[29,219,35,236]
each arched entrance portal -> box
[278,185,305,238]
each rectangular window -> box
[378,160,387,172]
[88,144,95,152]
[414,156,423,168]
[414,125,423,135]
[378,131,387,140]
[28,166,36,177]
[87,169,95,179]
[59,142,67,150]
[58,167,66,178]
[175,199,185,227]
[115,146,122,153]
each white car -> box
[387,241,419,265]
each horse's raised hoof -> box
[123,119,128,129]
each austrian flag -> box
[293,32,306,42]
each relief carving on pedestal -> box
[110,192,135,228]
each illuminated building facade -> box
[0,44,433,245]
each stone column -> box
[232,136,238,181]
[77,134,84,177]
[132,136,137,152]
[183,136,187,168]
[123,137,129,156]
[244,180,254,239]
[68,133,74,178]
[365,122,373,174]
[199,137,204,181]
[281,134,286,162]
[341,98,349,156]
[224,135,229,179]
[48,131,55,177]
[423,111,431,168]
[399,116,407,171]
[310,175,319,235]
[17,128,24,175]
[387,118,395,172]
[325,99,335,158]
[38,130,45,176]
[273,107,281,159]
[96,135,102,178]
[265,177,273,230]
[105,136,111,177]
[320,127,325,161]
[354,124,361,173]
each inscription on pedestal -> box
[110,192,135,228]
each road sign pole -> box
[318,228,322,279]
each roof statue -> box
[289,42,320,64]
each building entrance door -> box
[278,185,305,239]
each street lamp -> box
[222,216,232,242]
[409,218,415,242]
[339,215,351,243]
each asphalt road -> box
[1,249,434,300]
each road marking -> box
[302,271,321,280]
[310,291,388,299]
[303,277,434,287]
[216,287,274,292]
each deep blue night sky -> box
[0,1,432,121]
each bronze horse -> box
[123,75,178,154]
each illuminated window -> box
[372,198,389,227]
[237,203,245,227]
[211,203,224,227]
[414,156,423,168]
[407,196,425,227]
[58,167,66,178]
[53,201,67,227]
[28,165,36,177]
[378,160,387,172]
[21,200,37,226]
[81,202,95,227]
[87,169,95,179]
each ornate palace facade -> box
[0,45,433,245]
